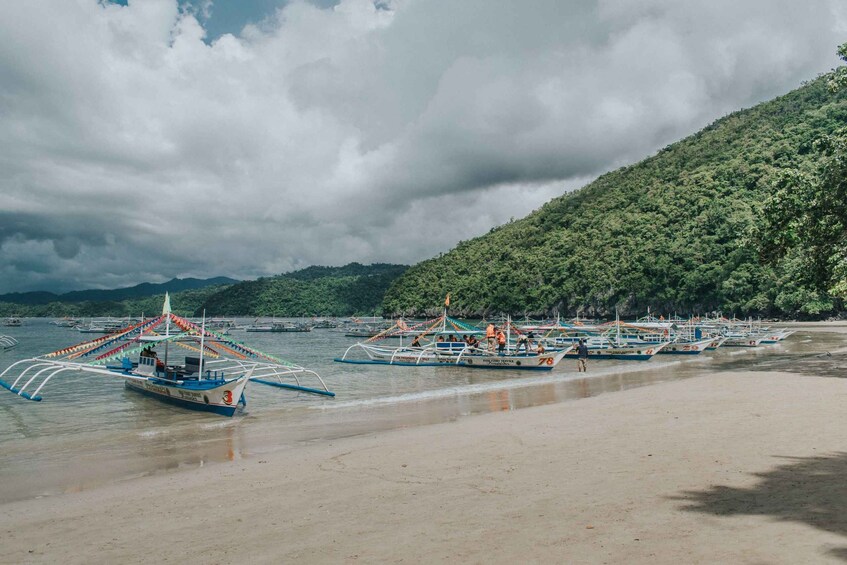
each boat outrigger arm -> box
[0,311,334,404]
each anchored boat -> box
[0,294,334,416]
[0,335,17,351]
[335,312,570,370]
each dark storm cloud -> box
[0,0,844,292]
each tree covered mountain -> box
[197,263,408,316]
[382,74,847,319]
[0,264,408,318]
[0,284,229,318]
[0,277,238,306]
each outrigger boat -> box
[0,335,17,351]
[76,317,137,334]
[611,319,714,356]
[245,319,312,332]
[539,315,669,361]
[0,294,334,416]
[336,312,570,370]
[562,337,668,361]
[759,328,796,344]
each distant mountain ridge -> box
[198,263,407,316]
[0,277,239,305]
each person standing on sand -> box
[577,338,589,372]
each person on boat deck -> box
[486,323,496,351]
[437,335,445,342]
[516,333,529,354]
[466,334,480,350]
[411,335,422,347]
[536,342,546,354]
[577,338,589,372]
[140,347,159,360]
[496,328,507,356]
[144,347,165,370]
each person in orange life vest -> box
[486,323,496,351]
[496,328,507,356]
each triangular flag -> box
[445,293,451,307]
[162,292,172,315]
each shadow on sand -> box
[672,452,847,560]
[717,351,847,380]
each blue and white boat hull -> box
[124,375,249,416]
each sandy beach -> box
[4,340,847,565]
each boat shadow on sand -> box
[671,451,847,561]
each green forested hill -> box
[382,75,847,318]
[197,263,408,316]
[0,264,407,318]
[0,285,228,318]
[0,277,238,306]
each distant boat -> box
[311,318,339,329]
[245,320,312,332]
[722,334,767,347]
[76,318,134,334]
[2,317,22,327]
[343,325,391,338]
[561,338,669,360]
[50,317,81,328]
[0,335,17,351]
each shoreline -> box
[3,328,833,506]
[4,345,847,562]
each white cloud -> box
[0,0,844,292]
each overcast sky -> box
[0,0,845,293]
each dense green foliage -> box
[0,277,237,307]
[383,74,847,319]
[197,263,408,316]
[761,44,847,304]
[0,265,406,318]
[0,285,227,318]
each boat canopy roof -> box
[42,312,298,368]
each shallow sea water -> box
[0,319,842,503]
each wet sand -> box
[4,327,847,563]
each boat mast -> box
[507,314,511,354]
[163,292,171,371]
[199,309,206,381]
[615,308,620,346]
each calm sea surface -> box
[0,319,842,503]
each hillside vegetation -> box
[197,263,407,316]
[382,75,847,318]
[0,285,227,318]
[0,264,407,318]
[0,277,238,306]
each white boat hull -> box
[337,345,568,370]
[124,375,249,416]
